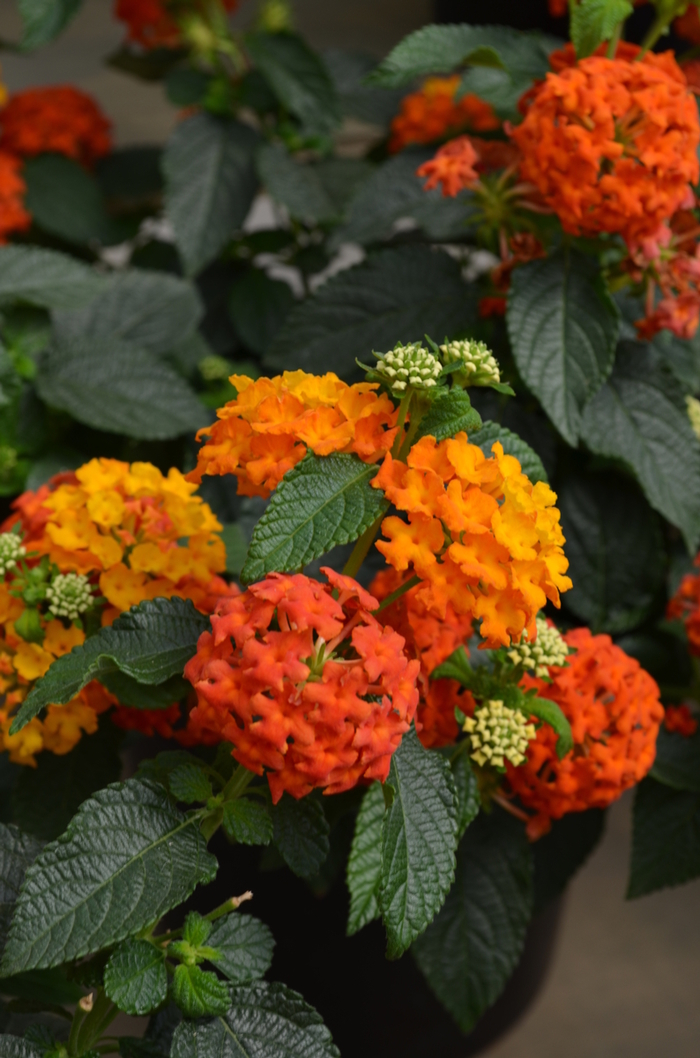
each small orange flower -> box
[389,75,499,154]
[184,568,419,802]
[416,135,479,197]
[667,555,700,655]
[664,703,698,737]
[0,152,30,244]
[0,87,112,168]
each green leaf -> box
[182,910,212,949]
[169,764,213,805]
[346,782,385,936]
[533,809,606,913]
[222,800,273,846]
[266,246,476,380]
[17,0,83,48]
[0,1040,42,1058]
[35,334,206,441]
[257,144,336,225]
[628,778,700,898]
[0,966,83,1006]
[0,825,41,949]
[0,246,104,310]
[96,146,164,203]
[416,387,482,444]
[581,342,700,552]
[12,598,210,733]
[246,32,341,137]
[651,727,700,793]
[380,728,459,958]
[53,270,203,357]
[521,695,573,759]
[412,809,533,1033]
[119,1039,168,1058]
[431,645,472,685]
[313,158,375,217]
[242,453,388,583]
[100,672,190,711]
[457,30,562,117]
[1,778,217,974]
[163,115,259,276]
[23,154,119,247]
[208,914,275,984]
[170,981,339,1058]
[571,0,633,57]
[172,964,230,1019]
[508,248,619,445]
[228,268,296,357]
[470,421,548,484]
[12,719,122,841]
[451,753,480,839]
[324,49,405,127]
[104,939,168,1016]
[558,473,665,633]
[651,328,700,394]
[272,795,330,879]
[221,523,249,577]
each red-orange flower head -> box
[0,152,30,244]
[373,433,572,649]
[416,135,480,198]
[0,87,112,168]
[664,703,698,737]
[512,51,700,251]
[389,75,500,153]
[184,567,420,803]
[187,370,399,497]
[115,0,239,50]
[667,555,700,655]
[507,628,664,838]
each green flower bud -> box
[440,339,501,388]
[257,0,294,32]
[14,606,44,645]
[199,355,232,382]
[371,342,442,396]
[507,615,569,678]
[462,698,536,769]
[46,573,94,622]
[687,395,700,442]
[0,532,25,577]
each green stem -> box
[222,763,255,802]
[72,990,118,1055]
[373,574,420,614]
[341,512,385,580]
[397,411,424,462]
[391,392,413,457]
[68,1002,89,1057]
[606,20,622,58]
[638,2,685,57]
[206,890,253,922]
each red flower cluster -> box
[507,628,664,838]
[115,0,239,50]
[184,568,419,802]
[0,87,112,168]
[0,152,30,244]
[667,556,700,655]
[664,704,698,737]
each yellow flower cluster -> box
[507,615,570,677]
[463,699,536,768]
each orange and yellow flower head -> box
[372,434,572,649]
[512,50,700,252]
[183,568,420,803]
[188,370,400,497]
[0,86,112,168]
[389,75,499,154]
[507,628,664,838]
[0,152,31,244]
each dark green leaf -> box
[0,825,42,949]
[100,672,190,711]
[416,387,482,443]
[104,939,168,1016]
[470,421,548,484]
[0,966,82,1005]
[431,645,472,685]
[137,751,207,791]
[228,268,295,356]
[628,778,700,898]
[257,144,335,225]
[246,32,341,136]
[451,753,480,839]
[571,0,633,57]
[412,810,533,1033]
[651,728,700,793]
[1,778,217,973]
[221,523,249,577]
[508,248,619,445]
[266,246,476,380]
[208,914,275,984]
[0,1040,42,1058]
[164,115,259,276]
[119,1039,167,1058]
[242,453,387,583]
[12,598,210,733]
[323,48,405,127]
[222,800,273,846]
[380,728,459,958]
[651,329,700,394]
[168,764,213,805]
[313,158,375,216]
[96,146,164,203]
[171,981,339,1058]
[580,342,700,551]
[533,809,606,913]
[346,781,385,936]
[18,0,83,49]
[0,247,104,310]
[172,964,230,1019]
[23,154,119,247]
[272,795,330,879]
[558,474,665,633]
[526,696,573,758]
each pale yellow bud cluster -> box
[440,339,500,388]
[507,615,569,677]
[373,342,442,395]
[0,532,25,577]
[463,699,536,768]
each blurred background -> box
[0,1,698,1054]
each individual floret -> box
[507,615,570,677]
[463,699,536,768]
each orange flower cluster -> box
[372,434,571,648]
[114,0,238,50]
[513,51,700,251]
[628,210,700,339]
[667,556,700,655]
[389,75,499,153]
[417,135,479,197]
[188,370,399,497]
[0,87,112,168]
[184,568,419,802]
[664,703,698,737]
[0,152,30,244]
[0,458,235,763]
[507,628,664,838]
[369,568,474,748]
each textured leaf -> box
[100,672,190,712]
[412,810,533,1033]
[242,453,387,583]
[23,154,119,247]
[0,1040,42,1058]
[451,753,480,840]
[508,248,619,444]
[266,246,476,380]
[572,0,633,56]
[525,696,573,758]
[651,728,700,793]
[0,246,104,309]
[222,524,249,577]
[346,782,385,936]
[168,764,213,805]
[470,420,548,484]
[12,598,210,733]
[246,33,341,136]
[272,795,330,879]
[558,473,665,633]
[172,964,230,1019]
[581,342,700,551]
[0,966,83,1006]
[628,778,700,898]
[164,115,259,276]
[533,809,606,913]
[104,939,168,1016]
[0,825,41,950]
[222,800,273,846]
[416,387,482,444]
[171,981,339,1058]
[17,0,83,48]
[313,158,375,216]
[36,334,206,440]
[208,914,275,984]
[380,728,459,958]
[228,268,295,356]
[323,48,405,127]
[257,144,335,224]
[1,778,217,973]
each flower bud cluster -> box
[0,532,25,577]
[372,343,442,395]
[440,339,501,388]
[463,698,536,768]
[507,616,569,677]
[46,572,94,621]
